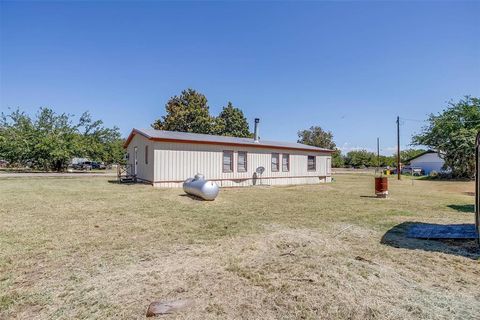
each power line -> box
[396,116,401,180]
[399,117,426,123]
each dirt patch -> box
[417,180,475,196]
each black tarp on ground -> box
[406,223,477,239]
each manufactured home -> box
[124,122,333,188]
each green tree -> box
[213,102,251,137]
[32,108,81,171]
[297,126,343,166]
[399,148,427,164]
[152,89,213,134]
[151,89,254,138]
[412,96,480,178]
[344,150,376,168]
[0,107,124,171]
[331,149,345,168]
[297,126,336,149]
[103,139,125,165]
[379,155,396,167]
[78,112,124,164]
[0,109,36,166]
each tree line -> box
[0,108,124,171]
[299,97,480,178]
[340,149,426,168]
[297,125,425,168]
[2,89,478,178]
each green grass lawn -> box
[0,174,478,319]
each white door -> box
[134,147,138,176]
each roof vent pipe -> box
[254,118,260,142]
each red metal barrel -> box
[375,177,388,198]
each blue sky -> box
[1,1,479,155]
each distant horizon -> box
[1,1,479,156]
[1,103,432,157]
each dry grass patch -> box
[0,174,479,319]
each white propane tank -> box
[183,174,219,201]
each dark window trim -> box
[145,145,148,165]
[237,151,247,172]
[282,153,290,172]
[223,150,234,173]
[271,153,280,172]
[307,155,316,171]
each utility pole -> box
[397,116,401,180]
[377,137,380,175]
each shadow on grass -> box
[179,193,205,201]
[416,176,472,182]
[447,204,474,213]
[359,195,390,199]
[381,222,479,260]
[108,179,133,185]
[107,179,150,186]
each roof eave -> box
[124,129,334,153]
[123,129,152,148]
[406,150,439,162]
[148,137,334,153]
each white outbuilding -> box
[407,150,445,175]
[123,123,333,188]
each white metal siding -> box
[410,161,444,174]
[410,153,445,174]
[150,140,332,188]
[126,135,154,182]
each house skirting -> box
[153,175,331,188]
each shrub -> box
[429,170,439,178]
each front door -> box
[134,147,138,176]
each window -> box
[308,155,316,171]
[282,154,290,172]
[271,153,280,172]
[223,150,233,173]
[145,145,148,165]
[238,151,247,172]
